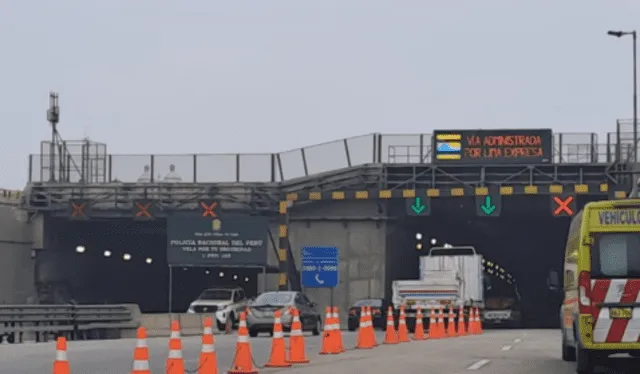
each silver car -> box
[246,291,322,337]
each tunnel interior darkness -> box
[386,194,603,328]
[47,219,259,313]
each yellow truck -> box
[561,199,640,373]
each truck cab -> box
[482,274,522,327]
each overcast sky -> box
[1,1,639,188]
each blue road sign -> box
[300,246,339,288]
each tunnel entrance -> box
[39,219,262,313]
[386,194,603,328]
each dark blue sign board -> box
[301,246,339,288]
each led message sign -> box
[432,129,553,164]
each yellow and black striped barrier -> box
[282,183,624,202]
[275,182,627,289]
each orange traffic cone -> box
[413,307,427,340]
[52,336,70,374]
[332,307,345,352]
[131,327,150,374]
[265,310,291,367]
[288,308,310,364]
[320,307,337,355]
[447,307,457,337]
[383,306,398,344]
[475,307,483,334]
[437,306,446,337]
[457,306,467,336]
[397,306,410,342]
[229,312,258,374]
[199,317,218,374]
[356,306,375,349]
[367,306,379,346]
[166,321,185,374]
[470,308,479,334]
[427,307,441,339]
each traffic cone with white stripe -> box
[457,306,467,336]
[199,317,218,374]
[447,307,457,337]
[332,307,345,352]
[383,306,398,344]
[265,310,291,367]
[437,306,446,337]
[475,307,483,334]
[469,308,478,334]
[356,306,375,349]
[320,307,337,354]
[365,306,377,346]
[397,306,410,342]
[166,320,185,374]
[131,327,150,374]
[229,312,258,373]
[287,307,310,364]
[427,307,440,339]
[413,307,427,340]
[52,336,70,374]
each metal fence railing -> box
[0,304,139,343]
[27,130,637,184]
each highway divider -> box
[0,304,238,343]
[50,305,484,373]
[0,304,140,343]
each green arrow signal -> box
[411,197,426,215]
[480,195,496,215]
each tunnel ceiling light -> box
[219,272,224,277]
[430,238,437,245]
[145,257,153,264]
[415,233,423,240]
[123,253,131,261]
[75,245,86,254]
[103,250,112,257]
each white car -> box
[187,287,249,331]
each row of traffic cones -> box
[426,305,483,339]
[52,305,484,374]
[381,305,483,344]
[53,317,220,374]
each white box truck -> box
[391,246,484,328]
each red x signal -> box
[71,202,85,217]
[201,201,217,217]
[553,196,574,216]
[136,202,152,218]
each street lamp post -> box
[608,30,638,163]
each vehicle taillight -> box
[578,270,591,314]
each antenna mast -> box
[47,92,60,182]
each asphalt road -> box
[3,329,640,373]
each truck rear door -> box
[589,232,640,343]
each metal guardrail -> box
[0,304,139,343]
[26,131,637,185]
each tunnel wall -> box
[0,199,35,303]
[285,200,387,324]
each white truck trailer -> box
[391,246,484,326]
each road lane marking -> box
[467,359,491,370]
[513,338,521,343]
[501,345,512,351]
